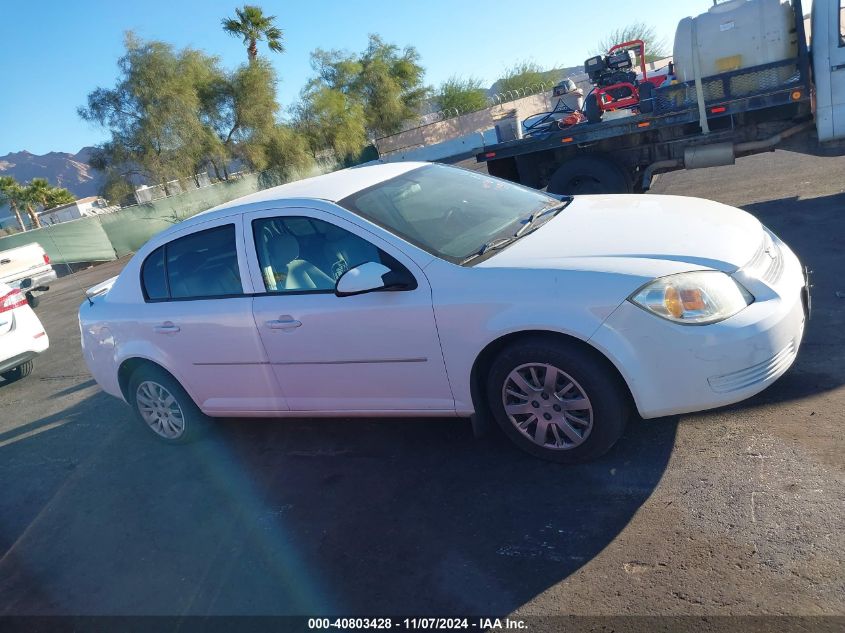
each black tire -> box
[486,338,630,464]
[585,93,602,124]
[1,360,34,383]
[546,156,632,195]
[127,364,209,444]
[25,292,39,309]
[638,82,654,114]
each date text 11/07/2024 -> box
[307,618,528,630]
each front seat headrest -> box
[269,234,300,266]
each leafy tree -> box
[222,5,284,62]
[79,33,217,193]
[200,58,279,175]
[293,86,367,160]
[100,173,136,206]
[435,76,487,116]
[494,61,547,95]
[594,22,668,62]
[308,35,428,139]
[263,125,314,182]
[80,33,283,195]
[0,176,27,232]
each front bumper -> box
[589,243,807,419]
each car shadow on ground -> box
[0,391,678,615]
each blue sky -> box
[0,0,770,155]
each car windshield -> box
[338,164,564,263]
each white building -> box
[38,196,118,225]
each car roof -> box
[183,161,428,226]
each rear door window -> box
[141,246,168,300]
[141,224,243,301]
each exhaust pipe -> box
[641,121,814,191]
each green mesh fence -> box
[0,217,117,264]
[0,174,262,265]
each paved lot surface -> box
[0,150,843,617]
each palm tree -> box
[0,176,27,232]
[222,5,284,62]
[44,187,76,210]
[22,178,53,229]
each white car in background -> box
[0,243,57,308]
[79,162,808,463]
[0,282,49,383]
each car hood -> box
[478,194,763,275]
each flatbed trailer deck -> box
[473,0,831,194]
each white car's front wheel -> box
[128,365,208,444]
[487,338,630,463]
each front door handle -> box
[266,317,302,330]
[153,322,180,334]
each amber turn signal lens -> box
[664,286,684,318]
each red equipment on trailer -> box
[583,40,667,123]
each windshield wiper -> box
[461,200,571,265]
[461,236,517,264]
[514,201,570,238]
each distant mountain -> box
[0,147,104,198]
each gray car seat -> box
[267,233,335,291]
[170,251,240,298]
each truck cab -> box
[812,0,845,142]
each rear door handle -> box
[0,259,10,265]
[266,317,302,330]
[153,322,180,334]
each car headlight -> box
[630,271,754,325]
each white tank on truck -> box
[673,0,798,82]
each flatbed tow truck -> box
[474,0,845,194]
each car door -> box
[137,218,286,415]
[243,207,454,413]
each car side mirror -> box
[336,262,414,297]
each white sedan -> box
[1,282,49,383]
[79,162,808,462]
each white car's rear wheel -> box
[128,365,208,444]
[487,338,630,463]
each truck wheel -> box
[547,156,632,195]
[585,93,602,123]
[486,337,630,463]
[25,292,39,309]
[2,360,34,383]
